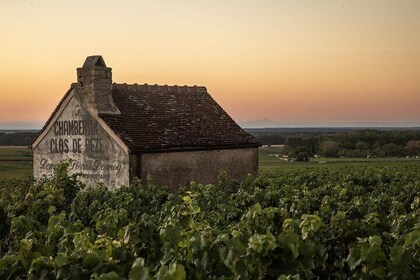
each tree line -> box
[247,128,420,158]
[2,129,420,158]
[0,131,37,146]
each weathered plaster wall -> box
[140,148,258,189]
[33,91,129,188]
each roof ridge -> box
[112,83,207,93]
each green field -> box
[0,147,33,179]
[0,146,32,160]
[259,146,420,172]
[1,146,420,180]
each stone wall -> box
[139,148,258,189]
[33,91,130,188]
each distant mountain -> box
[0,122,43,130]
[239,119,420,129]
[239,119,285,128]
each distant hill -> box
[239,119,420,129]
[245,127,420,134]
[239,119,286,128]
[0,122,43,130]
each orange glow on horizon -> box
[0,0,419,126]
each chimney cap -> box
[82,55,107,68]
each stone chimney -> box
[76,55,120,115]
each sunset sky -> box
[1,0,419,128]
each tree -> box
[285,136,305,148]
[382,143,402,157]
[356,141,369,151]
[320,141,340,158]
[405,140,420,156]
[281,145,296,157]
[296,146,312,156]
[296,152,309,162]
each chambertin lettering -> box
[49,119,103,154]
[53,120,99,136]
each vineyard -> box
[0,162,419,279]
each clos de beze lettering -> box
[50,120,103,154]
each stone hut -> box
[32,56,260,189]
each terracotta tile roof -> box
[99,83,260,152]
